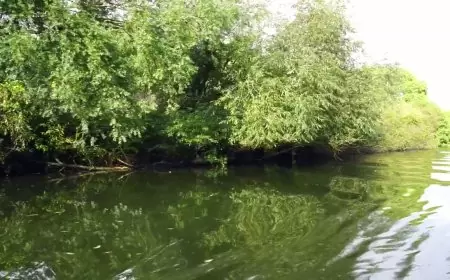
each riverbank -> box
[0,145,328,177]
[0,143,439,178]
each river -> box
[0,150,449,279]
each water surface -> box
[0,150,449,279]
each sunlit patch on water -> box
[348,185,450,280]
[430,172,450,181]
[333,151,450,280]
[0,262,56,280]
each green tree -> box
[362,65,443,151]
[0,0,256,164]
[220,0,381,152]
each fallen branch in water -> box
[118,170,136,181]
[47,170,114,183]
[47,159,131,171]
[116,158,134,168]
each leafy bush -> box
[437,112,450,147]
[376,101,441,151]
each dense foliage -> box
[437,111,450,147]
[363,65,443,151]
[0,0,446,170]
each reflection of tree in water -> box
[327,150,435,220]
[0,151,436,279]
[202,187,323,248]
[194,152,437,279]
[328,151,438,279]
[0,171,239,279]
[194,185,378,279]
[0,196,186,279]
[360,151,433,220]
[0,168,365,279]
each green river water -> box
[1,150,450,280]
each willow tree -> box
[220,0,380,151]
[362,65,443,151]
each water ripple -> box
[342,151,450,280]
